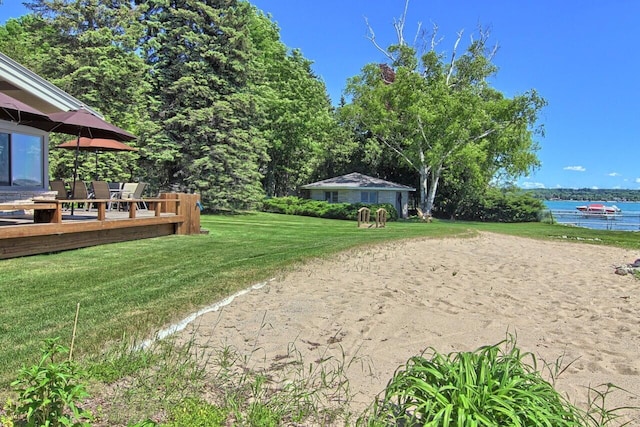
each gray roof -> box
[301,172,415,191]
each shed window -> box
[325,191,338,203]
[361,191,378,204]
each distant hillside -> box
[526,188,640,201]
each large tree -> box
[248,10,341,197]
[17,0,149,183]
[342,6,546,215]
[251,9,335,196]
[140,0,267,208]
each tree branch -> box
[416,115,433,151]
[429,22,444,51]
[393,0,411,46]
[365,17,395,61]
[377,136,418,172]
[446,30,463,86]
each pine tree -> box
[142,0,267,209]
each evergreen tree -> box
[20,0,149,183]
[141,0,267,209]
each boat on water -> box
[576,203,622,216]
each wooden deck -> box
[0,193,201,259]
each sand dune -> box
[179,232,640,423]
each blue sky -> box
[2,1,639,190]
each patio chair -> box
[116,182,137,210]
[120,182,137,199]
[71,180,90,210]
[90,181,114,211]
[49,180,70,209]
[49,180,69,200]
[130,182,148,210]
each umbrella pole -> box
[71,133,81,215]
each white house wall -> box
[308,189,410,218]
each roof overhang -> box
[301,173,415,192]
[301,184,415,191]
[0,52,102,117]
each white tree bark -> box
[425,164,443,214]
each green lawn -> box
[1,212,638,388]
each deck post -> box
[175,193,201,235]
[128,200,137,219]
[97,202,106,221]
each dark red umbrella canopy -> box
[57,137,138,185]
[57,137,138,152]
[0,92,52,123]
[24,108,135,141]
[47,108,136,141]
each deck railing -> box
[0,193,201,259]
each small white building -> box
[300,172,415,219]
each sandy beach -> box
[179,232,640,423]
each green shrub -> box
[362,337,601,426]
[8,337,91,427]
[445,188,545,223]
[162,398,226,426]
[262,197,398,221]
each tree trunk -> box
[425,165,442,215]
[419,165,428,212]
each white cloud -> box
[564,166,586,172]
[608,172,621,177]
[521,181,545,189]
[591,186,599,190]
[636,178,640,183]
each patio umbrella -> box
[56,137,138,180]
[41,108,136,214]
[0,92,52,123]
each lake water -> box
[543,200,640,231]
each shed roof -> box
[301,172,415,191]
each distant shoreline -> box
[527,188,640,202]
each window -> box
[0,133,8,186]
[0,131,45,188]
[360,191,378,204]
[324,191,338,203]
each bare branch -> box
[365,17,395,61]
[393,0,411,45]
[412,20,422,47]
[446,30,463,86]
[488,42,499,61]
[429,22,444,51]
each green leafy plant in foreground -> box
[8,337,91,427]
[362,336,628,426]
[161,398,226,426]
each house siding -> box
[308,188,410,218]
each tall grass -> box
[361,336,634,426]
